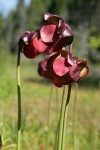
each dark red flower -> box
[18,13,73,59]
[47,50,89,87]
[38,12,74,54]
[32,13,73,55]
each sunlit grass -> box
[0,51,100,149]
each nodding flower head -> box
[18,13,74,59]
[40,12,74,54]
[46,50,89,87]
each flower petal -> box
[67,53,76,65]
[52,75,63,87]
[40,24,57,43]
[69,64,80,81]
[58,22,74,45]
[38,57,50,78]
[19,31,30,43]
[18,31,37,52]
[23,44,39,59]
[53,56,69,77]
[46,37,67,54]
[44,12,63,24]
[33,36,48,53]
[74,57,87,65]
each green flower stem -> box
[54,87,59,150]
[55,87,59,121]
[61,84,72,150]
[46,84,53,150]
[57,85,65,150]
[17,48,21,150]
[57,84,72,150]
[72,83,78,150]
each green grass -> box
[0,51,100,150]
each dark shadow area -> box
[25,77,51,85]
[79,77,100,87]
[25,76,100,88]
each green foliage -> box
[26,0,47,30]
[88,28,100,64]
[89,28,100,50]
[89,36,100,49]
[0,14,4,35]
[67,0,99,26]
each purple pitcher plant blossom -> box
[38,50,89,87]
[18,13,73,58]
[47,50,89,87]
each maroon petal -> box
[74,57,87,65]
[18,31,37,52]
[45,37,67,54]
[40,24,57,43]
[23,44,39,59]
[52,75,63,87]
[18,31,31,52]
[44,12,64,24]
[33,36,48,53]
[53,56,69,77]
[64,23,73,37]
[67,53,76,65]
[58,22,72,36]
[57,22,74,45]
[28,31,37,42]
[51,73,73,87]
[47,50,67,72]
[69,64,80,81]
[38,57,50,78]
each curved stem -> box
[46,84,53,150]
[17,48,21,150]
[69,43,73,53]
[61,84,72,150]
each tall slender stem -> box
[54,87,59,150]
[55,87,59,121]
[61,84,72,150]
[57,85,65,150]
[72,83,78,150]
[46,84,53,150]
[17,48,21,150]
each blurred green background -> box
[0,0,100,149]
